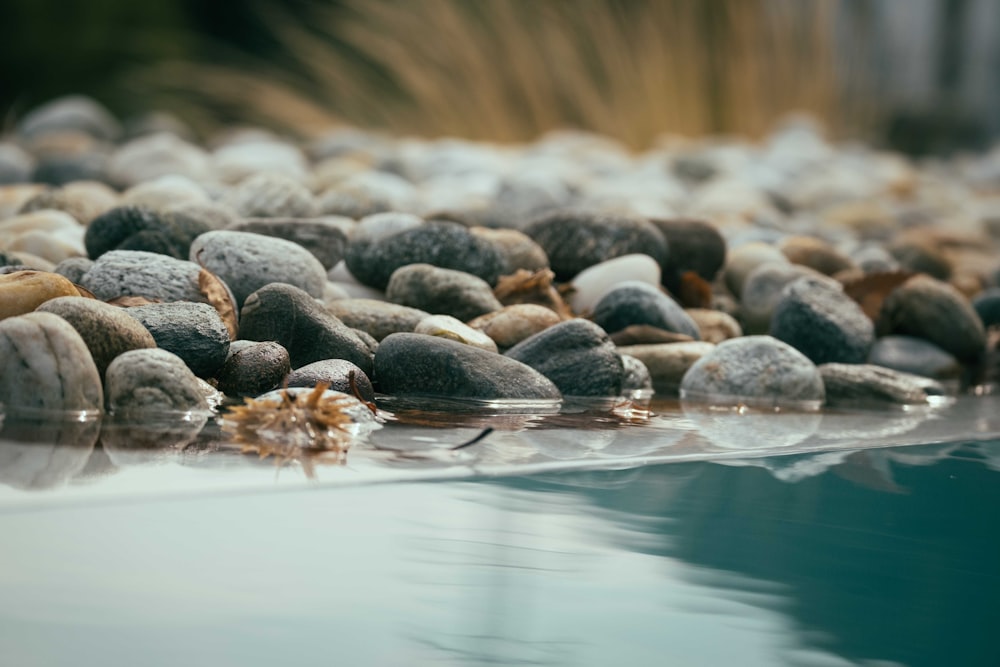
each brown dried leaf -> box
[494,269,572,319]
[842,270,914,321]
[610,324,694,346]
[198,268,238,340]
[676,271,714,308]
[107,295,161,307]
[73,284,98,299]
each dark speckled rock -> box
[819,363,943,405]
[85,205,207,259]
[386,264,502,322]
[591,281,700,338]
[216,341,291,397]
[125,302,230,378]
[228,218,349,270]
[868,335,963,380]
[285,358,375,404]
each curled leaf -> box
[198,268,238,340]
[107,295,161,307]
[72,283,98,299]
[494,269,572,319]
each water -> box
[1,398,999,666]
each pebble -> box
[524,210,668,280]
[0,143,35,184]
[867,335,963,380]
[591,281,701,339]
[163,202,240,232]
[216,341,291,398]
[468,226,549,275]
[972,287,1000,328]
[818,363,944,406]
[52,257,94,284]
[723,242,789,298]
[324,298,429,341]
[876,274,986,362]
[222,172,318,218]
[415,314,499,352]
[228,218,348,270]
[468,304,562,350]
[104,348,210,413]
[125,302,231,378]
[32,150,108,187]
[686,308,743,343]
[345,218,505,289]
[386,263,502,322]
[0,270,84,319]
[650,218,727,293]
[373,332,560,400]
[107,133,210,188]
[770,275,875,364]
[35,296,157,379]
[85,205,203,260]
[567,254,661,315]
[505,319,624,397]
[18,181,118,224]
[79,250,205,302]
[0,311,103,413]
[887,238,952,281]
[285,359,375,404]
[779,235,855,276]
[680,335,826,406]
[739,262,825,334]
[121,174,210,210]
[616,341,716,394]
[189,229,327,306]
[620,354,653,393]
[239,282,375,374]
[17,95,121,142]
[4,228,84,265]
[212,138,311,185]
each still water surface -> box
[0,398,998,666]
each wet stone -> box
[770,275,874,365]
[374,332,560,400]
[216,341,291,398]
[85,205,204,260]
[345,219,505,290]
[620,354,653,393]
[505,319,624,397]
[650,218,726,294]
[686,308,743,344]
[524,210,668,281]
[386,263,502,322]
[189,229,327,306]
[415,314,499,352]
[877,274,986,362]
[591,281,700,339]
[324,298,429,342]
[0,270,82,319]
[467,304,562,350]
[680,335,825,406]
[125,302,230,378]
[105,348,210,413]
[36,296,157,379]
[228,218,349,270]
[740,262,824,334]
[239,282,375,374]
[616,341,716,394]
[285,359,375,404]
[79,250,204,303]
[868,335,963,380]
[819,362,944,406]
[0,311,103,413]
[222,172,318,218]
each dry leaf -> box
[676,271,714,308]
[842,270,913,321]
[198,268,239,340]
[494,269,572,319]
[73,284,97,299]
[107,295,161,307]
[610,324,694,346]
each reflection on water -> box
[0,441,997,666]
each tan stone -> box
[0,270,83,320]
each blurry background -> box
[1,0,998,155]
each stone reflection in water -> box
[0,414,100,490]
[514,443,1000,666]
[100,412,210,466]
[680,402,822,450]
[816,407,929,443]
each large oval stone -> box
[386,264,502,322]
[591,280,700,338]
[0,270,81,320]
[79,250,204,303]
[105,348,210,413]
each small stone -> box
[212,138,311,185]
[568,254,662,316]
[374,332,560,400]
[0,270,82,319]
[467,304,562,350]
[324,298,430,341]
[723,241,789,298]
[415,314,499,352]
[216,341,291,397]
[17,95,121,142]
[591,281,700,338]
[616,341,716,394]
[53,257,94,284]
[740,262,825,334]
[877,274,986,362]
[345,218,505,289]
[780,235,855,276]
[680,335,825,406]
[121,174,210,210]
[239,282,375,374]
[0,311,103,412]
[686,308,743,343]
[107,133,210,188]
[5,228,85,265]
[125,302,231,378]
[650,218,726,293]
[189,230,327,306]
[228,218,349,270]
[620,354,653,393]
[285,359,375,404]
[163,202,240,232]
[505,319,624,396]
[524,210,668,281]
[36,296,157,379]
[770,275,875,365]
[222,172,318,218]
[19,180,119,224]
[0,143,36,184]
[972,287,1000,327]
[386,263,502,322]
[79,250,204,302]
[32,151,108,187]
[819,363,944,405]
[317,171,417,217]
[105,348,210,413]
[868,335,963,379]
[468,226,549,275]
[888,239,952,281]
[85,205,204,259]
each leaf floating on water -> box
[842,270,913,321]
[494,269,572,319]
[198,268,239,340]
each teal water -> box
[0,434,997,666]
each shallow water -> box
[1,397,999,665]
